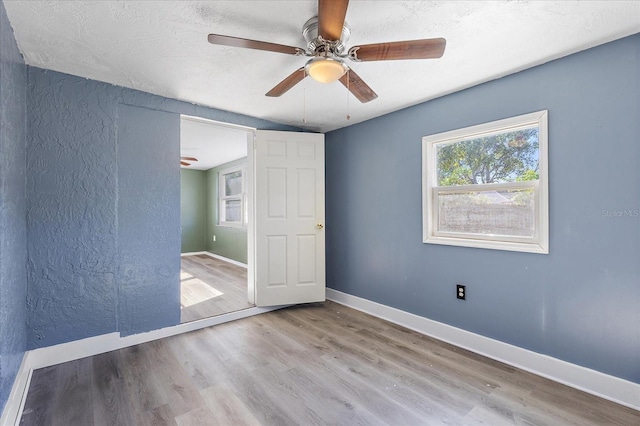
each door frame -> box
[246,129,256,304]
[179,119,325,307]
[179,115,257,304]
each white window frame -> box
[218,164,247,228]
[422,110,549,254]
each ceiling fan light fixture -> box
[305,57,347,83]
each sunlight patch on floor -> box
[180,277,224,308]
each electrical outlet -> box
[213,235,216,242]
[456,284,466,300]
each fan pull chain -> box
[346,70,351,121]
[302,86,307,124]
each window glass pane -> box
[438,189,535,237]
[224,171,243,196]
[436,127,539,186]
[224,199,242,222]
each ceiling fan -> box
[180,156,198,167]
[207,0,446,103]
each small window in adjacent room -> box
[219,165,247,227]
[422,110,548,253]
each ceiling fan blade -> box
[349,38,446,62]
[318,0,349,41]
[266,68,307,97]
[208,34,304,56]
[180,161,190,166]
[339,68,378,103]
[181,156,198,161]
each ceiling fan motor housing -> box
[302,16,351,55]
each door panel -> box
[267,168,287,218]
[255,130,325,306]
[267,236,287,287]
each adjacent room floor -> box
[19,301,638,425]
[180,254,254,323]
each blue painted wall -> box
[26,67,299,349]
[325,34,640,383]
[0,0,27,413]
[117,105,181,335]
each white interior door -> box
[254,130,325,306]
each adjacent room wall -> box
[325,34,640,384]
[180,157,248,263]
[206,157,248,264]
[0,1,27,412]
[26,67,298,349]
[180,169,207,253]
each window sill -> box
[218,222,247,229]
[423,235,548,254]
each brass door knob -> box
[316,223,324,229]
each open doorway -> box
[179,115,255,323]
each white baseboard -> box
[0,356,32,426]
[325,288,640,411]
[201,251,248,268]
[182,251,247,269]
[27,305,284,370]
[1,304,286,425]
[180,251,207,257]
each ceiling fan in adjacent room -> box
[180,156,198,167]
[207,0,446,103]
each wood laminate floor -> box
[180,254,253,323]
[20,301,639,426]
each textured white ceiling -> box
[180,116,250,171]
[4,1,640,132]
